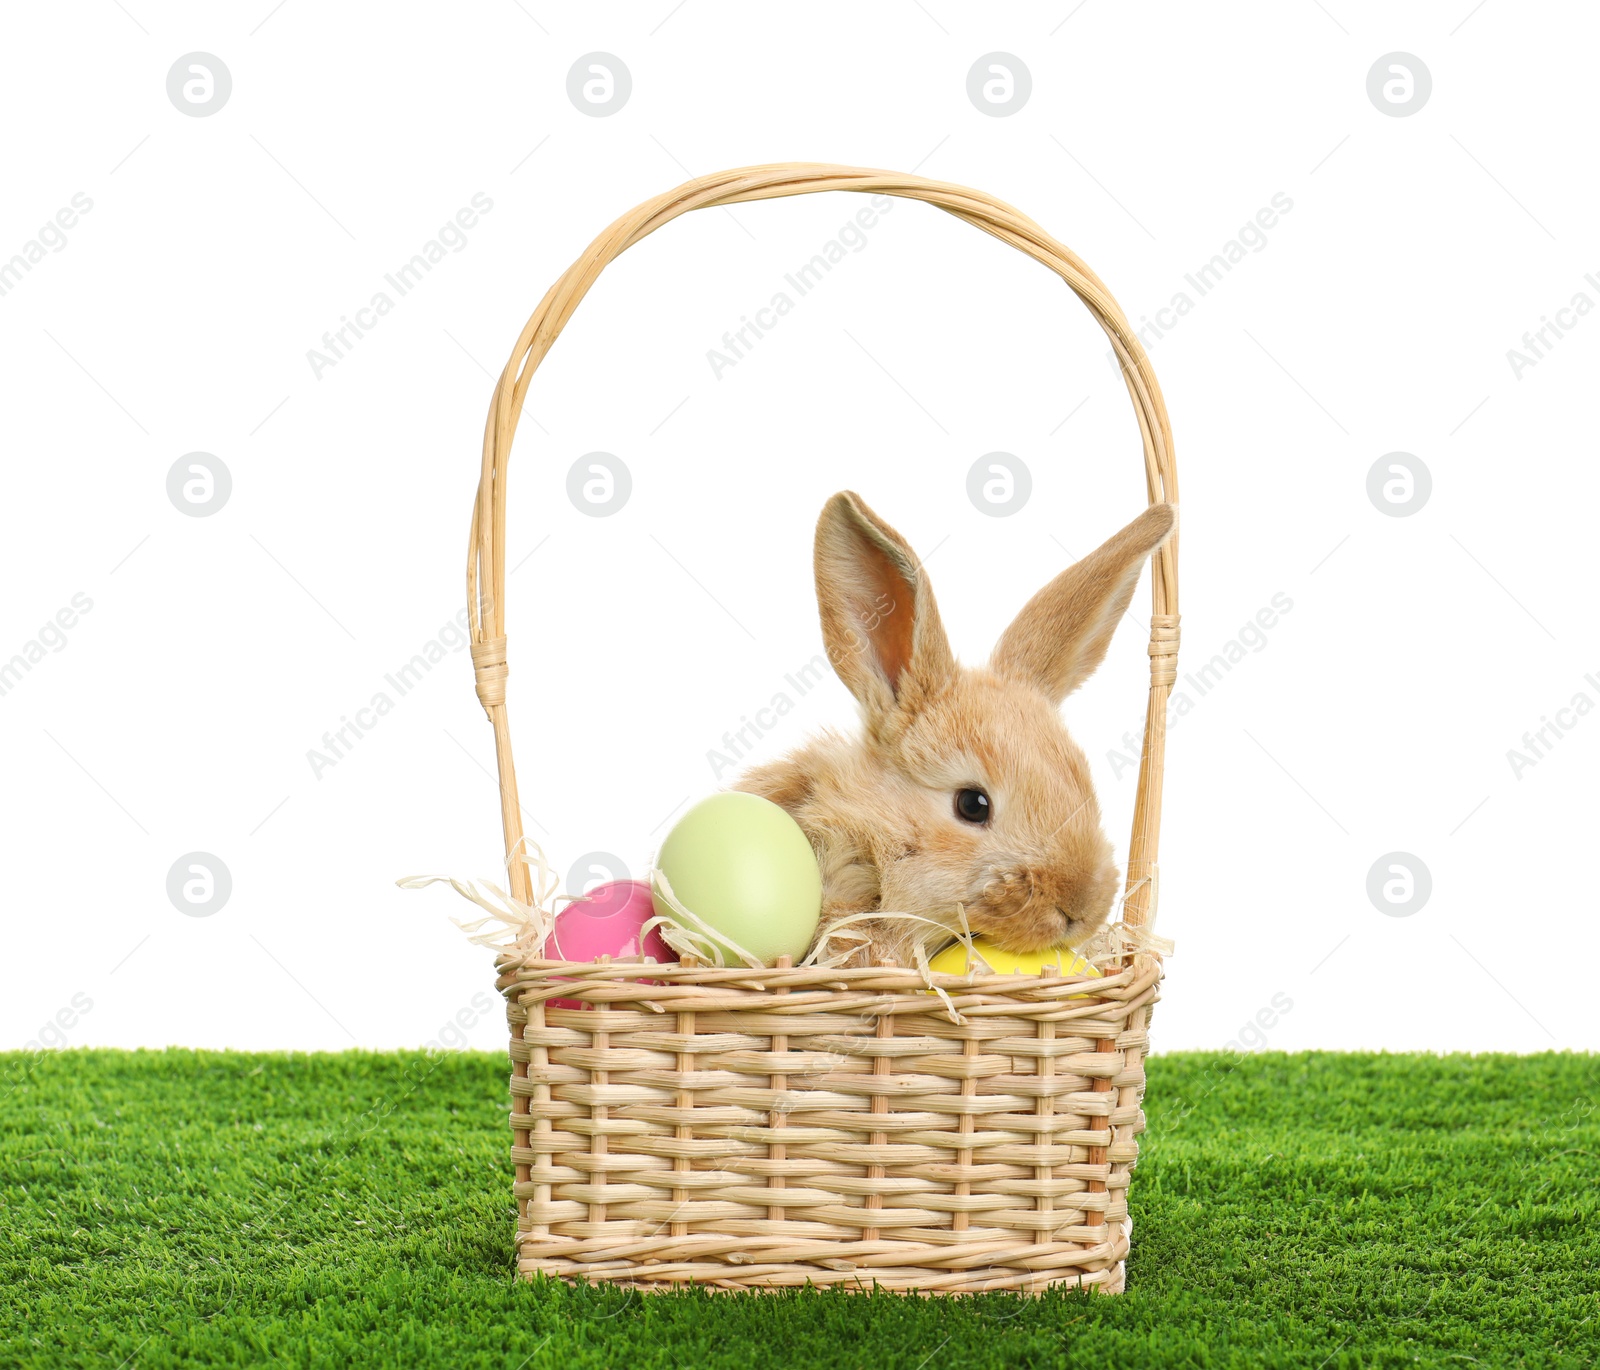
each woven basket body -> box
[497,958,1159,1291]
[466,165,1179,1293]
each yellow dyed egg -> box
[928,938,1102,981]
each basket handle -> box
[467,163,1179,928]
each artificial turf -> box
[2,1050,1595,1369]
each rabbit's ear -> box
[990,504,1176,703]
[815,491,955,723]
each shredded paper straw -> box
[399,838,1172,1014]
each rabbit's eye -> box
[954,788,991,825]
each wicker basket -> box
[466,164,1179,1294]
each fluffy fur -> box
[736,491,1175,965]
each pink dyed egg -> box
[545,879,670,1010]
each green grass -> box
[3,1050,1596,1369]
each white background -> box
[2,2,1594,1056]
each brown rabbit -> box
[735,491,1175,967]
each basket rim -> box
[492,953,1164,1021]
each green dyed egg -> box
[653,792,822,965]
